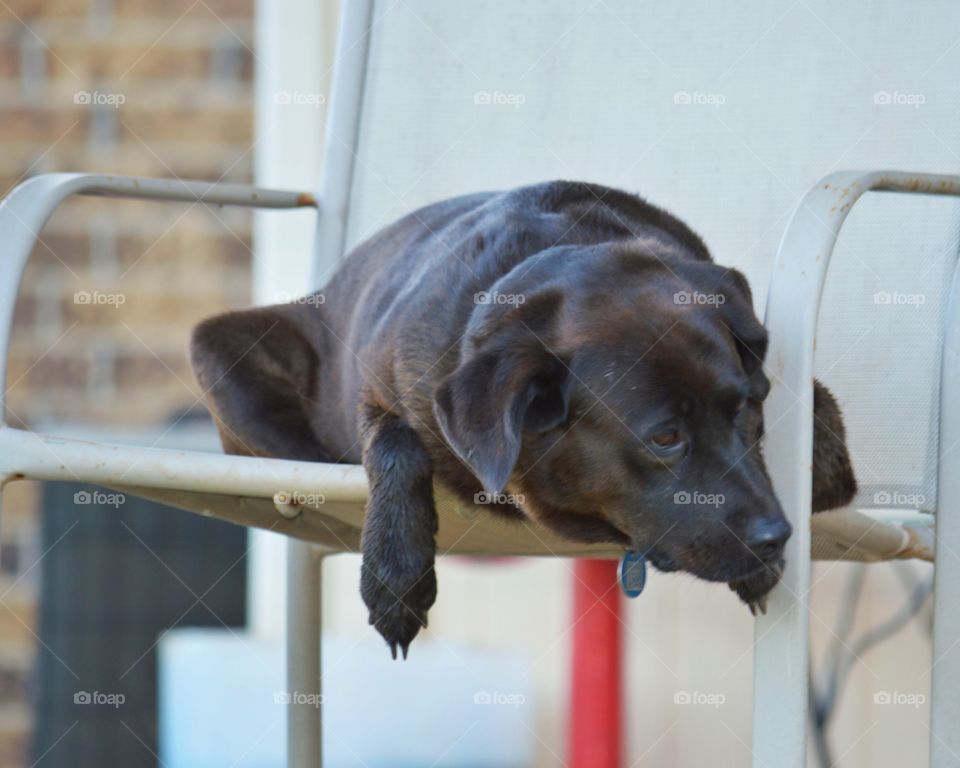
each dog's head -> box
[435,241,852,590]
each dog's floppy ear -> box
[434,339,571,495]
[715,268,770,400]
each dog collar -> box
[618,551,647,598]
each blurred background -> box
[0,0,955,766]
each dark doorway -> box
[31,482,247,767]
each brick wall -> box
[1,0,257,762]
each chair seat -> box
[0,425,620,557]
[0,425,933,561]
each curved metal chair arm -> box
[0,172,318,422]
[756,169,960,768]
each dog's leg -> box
[190,308,331,462]
[359,402,438,659]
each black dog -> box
[190,181,856,658]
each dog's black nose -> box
[744,518,791,560]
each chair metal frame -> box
[755,170,960,768]
[1,0,957,762]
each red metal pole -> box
[568,558,623,768]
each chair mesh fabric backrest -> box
[816,195,960,514]
[337,0,960,516]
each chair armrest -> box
[0,172,317,422]
[754,169,960,767]
[761,169,960,613]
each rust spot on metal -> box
[899,527,935,562]
[297,192,318,207]
[878,175,960,196]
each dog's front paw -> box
[360,555,437,659]
[728,560,784,616]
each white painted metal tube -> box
[931,253,960,766]
[0,172,316,423]
[0,428,368,501]
[287,540,323,767]
[309,0,375,282]
[299,4,374,764]
[65,174,316,208]
[755,170,960,768]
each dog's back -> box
[314,181,711,455]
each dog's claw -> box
[755,595,768,615]
[361,560,436,660]
[387,637,413,660]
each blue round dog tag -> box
[619,551,647,598]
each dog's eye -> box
[651,430,681,447]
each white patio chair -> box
[2,2,958,766]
